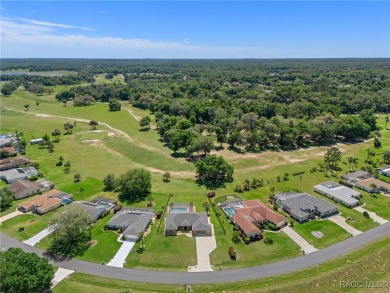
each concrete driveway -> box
[188,223,217,272]
[354,206,388,225]
[327,214,362,236]
[0,210,23,224]
[282,226,318,254]
[23,226,54,246]
[107,240,136,268]
[51,268,74,288]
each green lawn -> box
[290,220,351,249]
[0,211,54,240]
[53,235,390,293]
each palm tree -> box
[138,231,145,251]
[373,131,381,141]
[369,150,376,163]
[351,157,358,171]
[203,202,211,215]
[269,186,276,201]
[348,157,353,171]
[147,195,154,207]
[369,183,378,193]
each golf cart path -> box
[1,222,389,284]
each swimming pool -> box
[223,207,236,217]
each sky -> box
[1,1,389,58]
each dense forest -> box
[1,59,389,152]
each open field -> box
[1,82,389,270]
[53,234,390,293]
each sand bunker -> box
[82,139,100,143]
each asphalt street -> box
[1,221,389,285]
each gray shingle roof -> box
[314,181,360,205]
[165,212,211,232]
[72,201,106,221]
[282,193,338,215]
[0,168,27,183]
[108,212,153,238]
[342,171,373,181]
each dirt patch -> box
[29,219,36,223]
[88,240,97,247]
[82,139,100,143]
[108,132,116,138]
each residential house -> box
[0,136,18,148]
[341,171,374,185]
[9,179,41,199]
[90,197,117,211]
[18,190,72,214]
[72,201,107,221]
[0,147,17,158]
[0,168,28,183]
[165,212,212,236]
[377,165,390,178]
[232,199,287,238]
[274,192,338,223]
[106,211,153,240]
[314,181,360,208]
[355,178,390,194]
[0,156,31,171]
[35,179,55,191]
[22,167,39,178]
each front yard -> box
[290,219,351,249]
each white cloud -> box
[0,17,271,58]
[2,17,93,31]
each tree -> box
[215,127,226,147]
[64,161,71,173]
[147,195,154,207]
[241,112,258,132]
[56,90,75,102]
[74,173,81,182]
[139,116,151,129]
[283,172,289,181]
[24,104,30,111]
[162,172,171,182]
[103,173,116,191]
[52,128,61,142]
[195,155,234,188]
[118,169,152,202]
[269,186,276,200]
[351,157,358,171]
[243,178,251,191]
[0,187,13,211]
[203,202,211,215]
[1,86,12,96]
[47,141,55,153]
[28,84,46,95]
[348,157,354,171]
[385,116,389,130]
[64,122,74,134]
[48,205,93,257]
[0,248,54,293]
[383,151,390,164]
[108,99,121,111]
[324,147,342,170]
[369,183,378,193]
[35,101,40,110]
[89,120,99,130]
[187,136,214,156]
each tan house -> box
[355,178,390,193]
[0,156,31,171]
[9,179,41,199]
[18,189,72,214]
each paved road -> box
[1,222,389,284]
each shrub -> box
[234,185,243,192]
[292,171,305,176]
[363,211,370,218]
[18,227,25,232]
[56,161,63,166]
[243,237,250,244]
[232,235,241,244]
[117,229,122,233]
[264,237,273,245]
[215,212,221,217]
[155,211,162,219]
[266,223,277,231]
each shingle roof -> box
[314,181,360,205]
[232,213,260,236]
[108,212,153,237]
[19,195,61,211]
[9,179,40,196]
[342,171,374,181]
[0,156,31,170]
[72,201,106,220]
[283,193,338,214]
[165,212,211,232]
[0,168,27,182]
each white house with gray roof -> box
[274,192,338,223]
[0,168,27,183]
[341,171,374,185]
[107,212,153,240]
[377,165,390,177]
[165,212,212,236]
[72,201,107,221]
[314,181,361,208]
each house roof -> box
[232,213,261,236]
[314,181,360,205]
[165,212,211,232]
[0,168,27,182]
[9,180,40,195]
[0,147,17,155]
[356,178,390,190]
[108,212,153,237]
[377,165,390,175]
[242,199,287,225]
[0,156,31,170]
[19,194,61,211]
[72,201,106,220]
[342,170,374,182]
[283,193,338,214]
[35,179,55,189]
[90,196,117,205]
[43,189,72,200]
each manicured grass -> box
[290,220,351,249]
[125,222,197,271]
[53,234,390,293]
[0,211,54,240]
